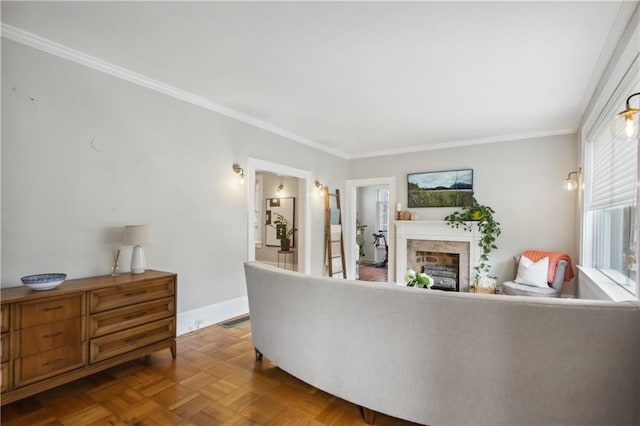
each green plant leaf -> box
[444,197,501,281]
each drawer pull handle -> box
[43,358,64,366]
[125,333,148,344]
[41,305,64,312]
[124,311,147,321]
[42,331,64,338]
[124,290,147,297]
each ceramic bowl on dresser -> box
[20,273,67,291]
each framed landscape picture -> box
[408,169,473,208]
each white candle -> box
[396,202,402,212]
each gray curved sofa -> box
[244,261,639,425]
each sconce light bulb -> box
[239,174,245,185]
[625,115,635,138]
[612,94,640,140]
[564,178,578,191]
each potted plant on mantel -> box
[444,197,501,291]
[271,213,297,251]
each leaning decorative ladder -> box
[324,187,347,278]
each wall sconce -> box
[232,163,245,184]
[611,92,639,140]
[563,168,582,191]
[276,182,284,196]
[314,180,324,196]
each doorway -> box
[356,185,390,282]
[345,177,396,282]
[245,158,312,274]
[254,171,300,271]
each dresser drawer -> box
[90,317,175,364]
[15,342,85,387]
[90,296,174,338]
[0,271,177,405]
[16,294,84,329]
[19,318,84,357]
[1,305,8,333]
[1,362,8,393]
[90,278,175,313]
[1,333,8,363]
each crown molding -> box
[0,24,349,159]
[0,23,583,161]
[348,128,576,160]
[574,1,638,127]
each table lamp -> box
[121,225,151,274]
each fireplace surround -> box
[396,221,481,292]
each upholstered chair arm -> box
[550,260,568,292]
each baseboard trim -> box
[177,296,249,336]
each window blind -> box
[589,130,637,210]
[587,67,639,211]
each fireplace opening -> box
[415,251,459,291]
[403,234,473,292]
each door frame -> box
[345,177,396,281]
[246,157,312,274]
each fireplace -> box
[396,221,481,292]
[408,239,469,291]
[417,251,459,291]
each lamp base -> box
[131,245,146,274]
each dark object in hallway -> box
[372,231,388,267]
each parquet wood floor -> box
[1,321,421,425]
[357,263,388,283]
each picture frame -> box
[407,169,473,208]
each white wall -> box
[349,134,579,294]
[0,37,580,314]
[1,40,347,324]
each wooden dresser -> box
[0,270,177,405]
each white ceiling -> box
[0,1,628,158]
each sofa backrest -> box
[244,261,640,425]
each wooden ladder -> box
[324,187,347,278]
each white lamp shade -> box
[122,225,151,246]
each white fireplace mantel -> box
[395,220,481,290]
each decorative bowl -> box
[21,273,67,291]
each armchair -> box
[502,252,572,298]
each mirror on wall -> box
[265,197,296,248]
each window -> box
[584,66,638,296]
[376,189,389,233]
[589,206,637,293]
